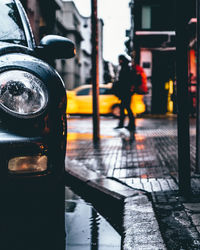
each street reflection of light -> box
[67,132,113,141]
[135,119,145,126]
[135,134,145,141]
[67,142,77,151]
[141,174,148,179]
[136,144,145,150]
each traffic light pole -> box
[176,0,191,196]
[91,0,100,143]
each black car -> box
[0,0,75,248]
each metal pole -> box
[196,0,200,173]
[175,0,191,196]
[91,0,100,143]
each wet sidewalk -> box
[65,115,200,249]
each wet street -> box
[65,186,121,249]
[65,115,200,249]
[1,115,198,249]
[67,115,196,183]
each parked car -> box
[0,0,75,186]
[67,83,146,117]
[0,0,75,247]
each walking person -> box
[114,54,136,131]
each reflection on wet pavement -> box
[66,116,200,249]
[66,116,196,192]
[65,186,121,250]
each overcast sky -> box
[64,0,131,65]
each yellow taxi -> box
[66,83,146,117]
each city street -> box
[0,0,199,249]
[65,115,200,249]
[67,115,196,183]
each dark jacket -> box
[117,63,133,99]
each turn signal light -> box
[8,155,47,174]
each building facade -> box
[21,0,104,90]
[127,0,177,114]
[55,1,104,90]
[127,0,197,114]
[55,1,83,89]
[21,0,61,44]
[79,16,104,85]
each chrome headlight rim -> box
[0,69,49,119]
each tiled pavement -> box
[65,115,200,249]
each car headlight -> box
[0,70,48,117]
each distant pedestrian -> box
[113,54,135,131]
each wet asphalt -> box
[65,115,200,250]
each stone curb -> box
[65,157,166,249]
[123,195,166,250]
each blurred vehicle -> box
[67,83,146,117]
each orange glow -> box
[135,119,145,126]
[67,132,114,152]
[136,144,145,150]
[189,49,196,82]
[135,134,145,141]
[20,163,29,170]
[67,132,113,141]
[141,174,148,179]
[67,143,77,151]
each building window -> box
[142,6,151,29]
[141,4,172,30]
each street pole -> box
[196,0,200,173]
[175,0,191,196]
[91,0,100,143]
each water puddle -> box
[65,186,121,250]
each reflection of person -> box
[114,54,135,131]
